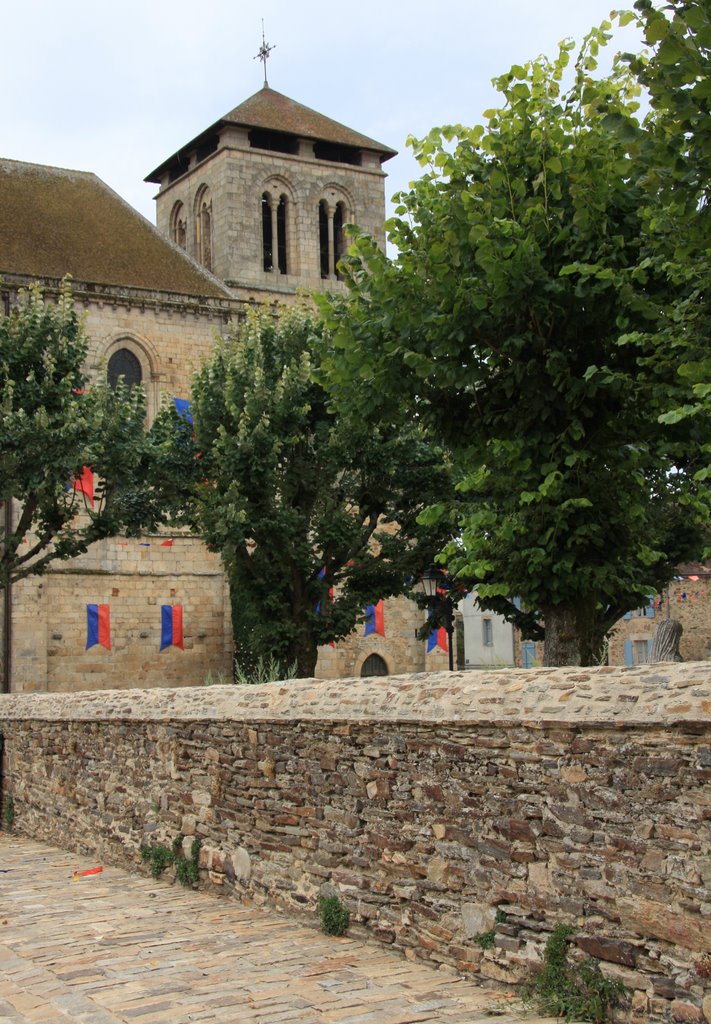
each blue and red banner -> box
[86,604,111,650]
[160,605,184,651]
[315,566,334,615]
[364,600,385,637]
[173,397,193,426]
[426,612,448,654]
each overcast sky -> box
[2,1,642,226]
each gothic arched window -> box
[107,348,142,391]
[360,653,388,677]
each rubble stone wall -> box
[2,664,710,1023]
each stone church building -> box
[1,85,447,693]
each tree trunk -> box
[542,598,599,667]
[289,632,318,678]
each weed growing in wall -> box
[141,842,174,879]
[473,909,508,949]
[473,928,496,949]
[318,895,350,936]
[522,924,626,1023]
[175,838,201,887]
[1,796,14,832]
[140,835,202,888]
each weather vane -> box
[254,20,275,87]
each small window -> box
[624,638,653,666]
[171,202,187,249]
[521,641,536,668]
[633,639,651,665]
[108,349,142,390]
[195,185,213,272]
[482,618,494,646]
[249,129,299,155]
[360,653,388,677]
[314,141,362,166]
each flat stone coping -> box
[1,663,710,726]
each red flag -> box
[73,466,94,508]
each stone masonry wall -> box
[1,664,710,1023]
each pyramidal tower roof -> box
[145,85,396,183]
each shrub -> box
[318,895,350,936]
[522,924,626,1023]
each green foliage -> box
[0,281,171,588]
[175,837,201,888]
[522,925,626,1023]
[233,654,297,685]
[140,835,202,887]
[165,305,453,676]
[321,26,710,664]
[473,928,496,949]
[203,670,229,686]
[140,841,174,879]
[318,894,350,936]
[2,795,14,832]
[621,1,711,487]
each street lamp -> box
[420,568,455,672]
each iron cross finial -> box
[254,20,275,87]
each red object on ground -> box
[72,866,103,879]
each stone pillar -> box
[326,206,336,280]
[269,198,279,273]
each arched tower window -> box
[360,653,388,677]
[276,194,288,274]
[195,185,213,272]
[261,193,272,271]
[319,200,330,279]
[334,201,345,280]
[171,201,187,250]
[107,348,142,390]
[262,191,289,274]
[319,196,350,280]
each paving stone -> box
[0,835,556,1024]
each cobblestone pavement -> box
[0,837,556,1024]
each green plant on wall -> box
[522,924,626,1022]
[141,841,174,879]
[318,895,350,936]
[175,838,201,887]
[2,795,14,832]
[140,835,201,888]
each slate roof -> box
[676,562,711,578]
[145,85,397,183]
[0,158,232,299]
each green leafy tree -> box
[0,282,159,588]
[622,1,711,471]
[321,27,710,665]
[177,306,451,677]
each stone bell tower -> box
[145,84,396,301]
